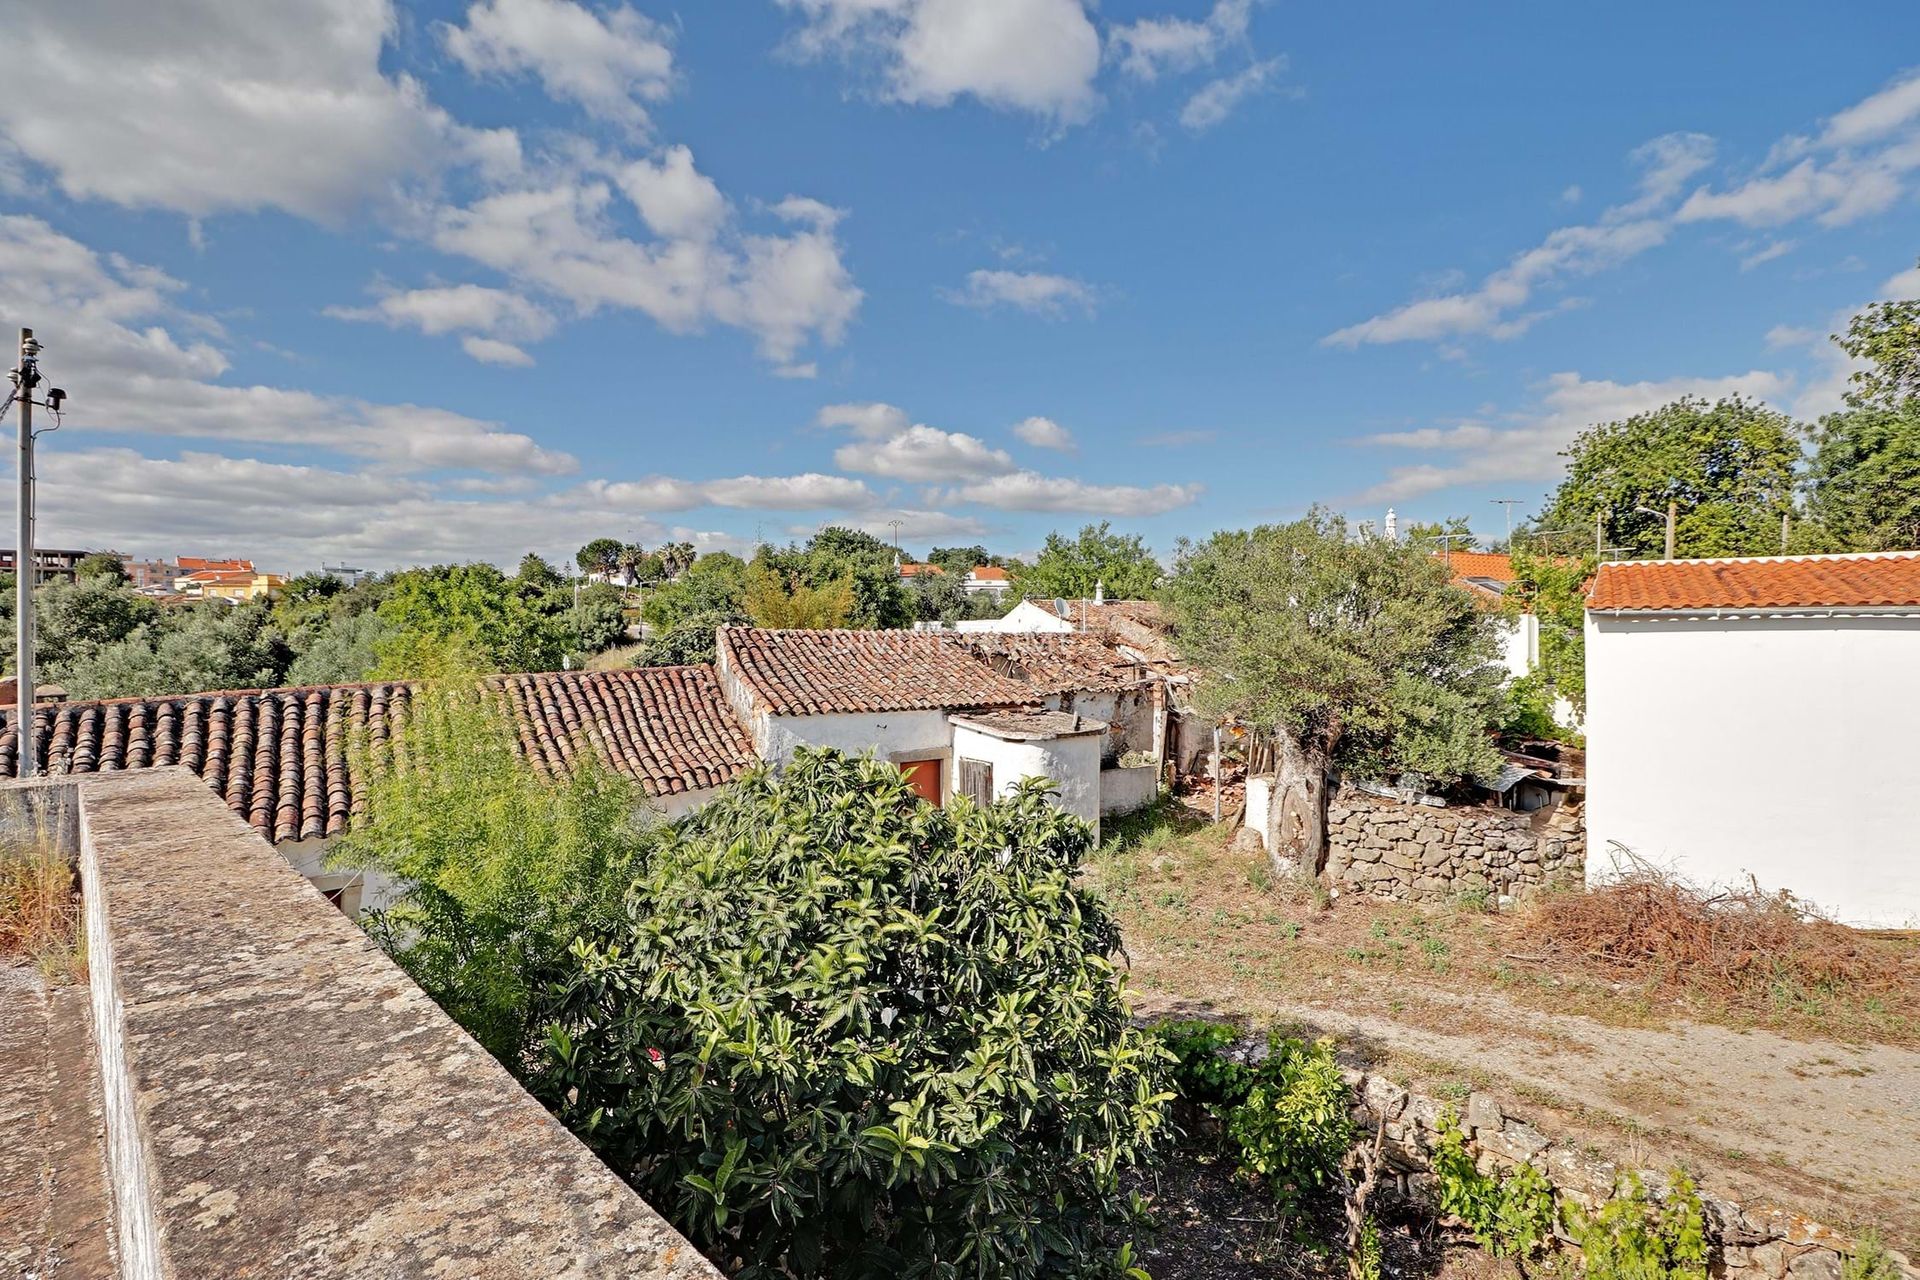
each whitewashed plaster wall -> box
[954,601,1073,634]
[1585,611,1920,927]
[756,709,954,770]
[951,722,1103,837]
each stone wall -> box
[1341,1063,1914,1280]
[1325,787,1585,904]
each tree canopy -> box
[1015,522,1163,600]
[1532,397,1800,560]
[538,749,1171,1279]
[1169,510,1505,787]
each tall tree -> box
[1534,397,1801,559]
[576,538,622,579]
[1015,523,1163,600]
[1399,516,1477,552]
[1803,279,1920,551]
[1168,511,1504,873]
[926,544,991,576]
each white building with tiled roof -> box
[1584,551,1920,926]
[714,625,1169,833]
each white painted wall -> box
[1099,766,1159,816]
[1495,613,1539,681]
[756,708,953,769]
[1585,612,1920,927]
[951,721,1103,836]
[955,600,1073,634]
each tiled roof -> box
[967,565,1011,582]
[951,709,1108,740]
[177,557,253,573]
[898,562,944,577]
[1435,550,1514,584]
[719,627,1041,715]
[0,666,755,844]
[1587,551,1920,612]
[959,631,1148,694]
[1025,599,1185,666]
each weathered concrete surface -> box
[0,964,115,1277]
[74,768,719,1279]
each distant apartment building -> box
[122,557,183,591]
[0,547,98,584]
[175,568,284,603]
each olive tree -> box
[1168,510,1505,872]
[537,750,1172,1280]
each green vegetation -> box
[1842,1233,1903,1280]
[1151,1020,1353,1217]
[538,751,1172,1279]
[1432,1111,1557,1259]
[1169,508,1506,790]
[0,831,83,980]
[1015,522,1163,600]
[326,662,648,1062]
[1567,1171,1708,1280]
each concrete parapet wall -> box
[9,768,718,1280]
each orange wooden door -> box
[899,758,942,805]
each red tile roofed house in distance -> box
[714,625,1172,828]
[0,665,755,915]
[1582,550,1920,927]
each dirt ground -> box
[1093,807,1920,1251]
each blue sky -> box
[1,0,1917,572]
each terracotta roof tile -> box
[0,666,754,843]
[717,626,1150,716]
[1435,550,1514,584]
[1587,551,1920,612]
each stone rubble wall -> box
[1325,787,1586,904]
[1341,1065,1915,1280]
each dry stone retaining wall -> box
[1337,1062,1913,1280]
[1325,788,1586,904]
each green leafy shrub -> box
[1842,1233,1902,1280]
[1569,1169,1708,1280]
[539,749,1173,1280]
[1153,1020,1353,1214]
[1431,1111,1558,1259]
[328,663,649,1065]
[1224,1036,1354,1212]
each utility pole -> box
[1781,511,1791,554]
[1665,500,1677,561]
[1594,509,1605,559]
[14,330,38,777]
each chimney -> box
[1384,508,1398,542]
[1093,579,1104,606]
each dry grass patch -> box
[0,836,83,980]
[1526,859,1920,1042]
[1091,805,1920,1048]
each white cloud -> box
[1179,57,1284,131]
[327,284,557,363]
[1820,68,1920,149]
[1351,368,1796,503]
[0,0,452,221]
[442,0,675,130]
[943,471,1201,515]
[0,215,574,475]
[1109,0,1251,81]
[776,0,1103,127]
[835,424,1016,481]
[1013,415,1076,451]
[1738,240,1796,271]
[1884,262,1920,300]
[944,269,1099,317]
[1559,185,1583,205]
[1677,70,1920,230]
[615,145,727,240]
[431,148,862,363]
[461,336,537,366]
[701,473,877,509]
[833,509,994,542]
[817,402,912,439]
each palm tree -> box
[616,543,647,588]
[661,541,696,579]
